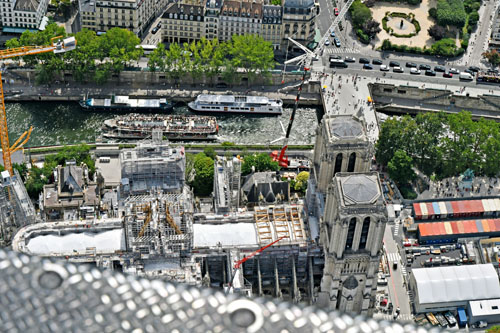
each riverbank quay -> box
[24,143,315,161]
[2,70,323,106]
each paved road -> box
[383,223,412,322]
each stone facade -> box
[0,0,49,30]
[262,4,282,50]
[282,0,318,50]
[161,3,205,44]
[79,0,166,37]
[312,115,372,193]
[218,0,262,42]
[317,172,387,315]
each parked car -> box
[425,69,436,76]
[410,68,421,75]
[406,62,417,68]
[449,68,460,74]
[389,61,400,67]
[338,22,343,30]
[459,72,474,81]
[419,64,431,70]
[334,37,341,47]
[474,321,488,328]
[324,39,330,46]
[331,31,336,37]
[393,66,404,73]
[372,59,383,65]
[443,71,453,78]
[152,26,160,34]
[468,66,480,72]
[359,57,370,64]
[464,69,474,75]
[434,65,446,72]
[380,65,389,71]
[363,63,373,70]
[330,55,341,60]
[334,7,339,15]
[344,56,356,62]
[393,261,398,269]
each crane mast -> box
[0,36,76,175]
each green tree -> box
[436,0,466,28]
[350,0,372,28]
[430,38,459,57]
[411,112,444,176]
[147,43,166,72]
[375,115,415,166]
[191,153,214,196]
[486,325,500,333]
[294,171,309,192]
[228,34,275,83]
[483,49,500,67]
[241,153,279,175]
[203,147,217,159]
[388,150,416,185]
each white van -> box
[459,72,473,80]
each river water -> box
[6,102,320,147]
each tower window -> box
[359,217,370,249]
[347,152,356,172]
[334,153,342,175]
[345,218,356,250]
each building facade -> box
[317,172,387,314]
[281,0,317,50]
[0,0,49,30]
[262,4,282,50]
[161,2,205,44]
[79,0,166,37]
[218,0,262,42]
[204,0,221,40]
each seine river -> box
[6,102,320,147]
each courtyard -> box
[371,0,437,49]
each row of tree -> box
[7,24,276,85]
[376,112,500,184]
[147,34,276,85]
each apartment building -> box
[282,0,317,49]
[204,0,221,41]
[490,7,500,49]
[161,2,205,44]
[262,4,282,50]
[218,0,262,42]
[0,0,49,30]
[79,0,166,37]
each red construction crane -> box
[227,235,287,292]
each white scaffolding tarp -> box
[193,223,258,248]
[412,264,500,304]
[26,229,125,255]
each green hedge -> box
[382,12,421,38]
[380,39,465,57]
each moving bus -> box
[476,71,500,84]
[329,58,348,68]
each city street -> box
[383,223,412,322]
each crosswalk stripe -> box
[324,47,360,54]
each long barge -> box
[102,114,218,141]
[188,94,283,115]
[79,95,173,112]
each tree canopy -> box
[483,49,500,67]
[376,112,500,179]
[189,153,214,196]
[388,150,416,185]
[436,0,466,28]
[241,153,279,175]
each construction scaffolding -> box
[120,139,185,195]
[124,190,193,258]
[0,169,36,246]
[254,205,307,245]
[213,156,241,213]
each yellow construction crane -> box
[0,36,76,175]
[165,205,182,235]
[138,204,152,238]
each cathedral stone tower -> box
[312,115,372,193]
[316,172,387,315]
